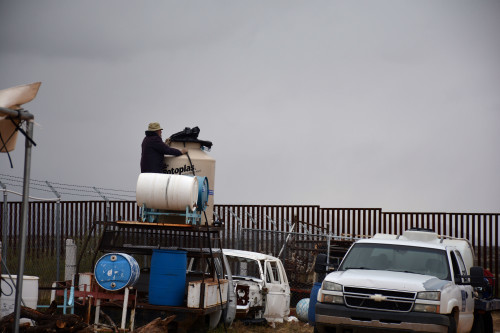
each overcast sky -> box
[0,1,499,213]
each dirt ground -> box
[212,310,500,333]
[211,320,313,333]
[493,311,500,333]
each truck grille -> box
[343,287,416,312]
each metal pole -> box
[13,119,34,333]
[241,227,352,241]
[1,182,7,263]
[326,218,332,270]
[46,181,61,281]
[278,223,295,258]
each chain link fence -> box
[1,190,499,306]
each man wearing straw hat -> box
[141,122,187,173]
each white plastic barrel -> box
[0,275,39,320]
[136,173,199,211]
[165,141,216,224]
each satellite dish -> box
[0,82,41,152]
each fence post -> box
[1,182,7,263]
[93,187,110,221]
[65,239,77,282]
[326,216,332,270]
[46,181,61,281]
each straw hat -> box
[148,122,162,131]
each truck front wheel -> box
[471,313,485,333]
[448,314,457,333]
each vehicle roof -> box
[356,237,447,250]
[223,249,279,261]
[359,230,473,253]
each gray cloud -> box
[1,0,499,213]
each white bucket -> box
[0,275,39,320]
[136,173,198,211]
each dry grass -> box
[210,320,313,333]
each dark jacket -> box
[140,131,182,173]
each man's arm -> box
[153,136,184,156]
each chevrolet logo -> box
[370,294,387,302]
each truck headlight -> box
[323,281,343,292]
[417,291,440,301]
[413,304,440,313]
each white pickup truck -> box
[315,229,499,333]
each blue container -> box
[196,176,209,212]
[94,253,140,291]
[149,249,187,306]
[308,282,322,325]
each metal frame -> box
[70,220,227,331]
[140,204,202,225]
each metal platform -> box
[72,219,227,332]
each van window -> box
[449,251,463,283]
[454,251,467,275]
[451,250,469,283]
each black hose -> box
[0,276,14,297]
[186,153,196,177]
[205,212,227,332]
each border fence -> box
[1,201,499,303]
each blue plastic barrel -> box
[308,282,322,325]
[94,253,140,291]
[149,249,187,306]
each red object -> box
[483,268,495,288]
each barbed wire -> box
[0,173,136,200]
[0,173,135,192]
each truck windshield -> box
[339,243,451,280]
[225,256,262,280]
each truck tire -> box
[471,313,485,333]
[448,315,457,333]
[484,313,493,333]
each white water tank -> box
[136,173,199,211]
[164,127,215,225]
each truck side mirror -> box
[314,253,328,273]
[469,266,486,288]
[315,253,339,273]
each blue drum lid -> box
[94,253,140,291]
[196,176,209,212]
